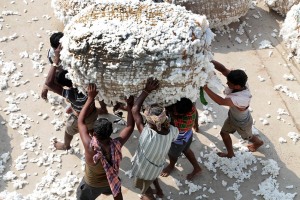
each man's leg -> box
[247,135,264,152]
[160,154,178,177]
[152,178,163,198]
[218,131,235,158]
[54,132,73,150]
[113,192,123,200]
[183,148,202,180]
[76,178,89,200]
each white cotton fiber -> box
[60,2,218,106]
[280,3,300,63]
[252,176,297,200]
[3,171,17,181]
[287,132,300,143]
[51,0,140,24]
[170,0,252,28]
[259,40,274,49]
[1,61,16,76]
[265,0,300,16]
[260,159,280,178]
[0,75,8,90]
[279,137,287,143]
[203,151,257,182]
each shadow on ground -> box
[0,114,12,192]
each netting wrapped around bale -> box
[60,2,217,106]
[265,0,300,16]
[51,0,139,24]
[165,0,252,28]
[280,3,300,63]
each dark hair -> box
[50,32,64,49]
[56,70,72,88]
[227,69,248,87]
[175,97,193,114]
[94,118,113,140]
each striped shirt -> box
[131,125,179,180]
[62,88,87,113]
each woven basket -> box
[60,2,216,106]
[165,0,252,28]
[265,0,300,16]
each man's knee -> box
[220,131,229,136]
[168,153,178,161]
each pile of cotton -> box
[165,0,252,28]
[252,177,297,200]
[280,3,300,63]
[265,0,300,16]
[60,1,218,106]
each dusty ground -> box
[0,0,299,199]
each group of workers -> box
[41,32,263,200]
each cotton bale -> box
[51,0,139,24]
[265,0,300,16]
[165,0,252,28]
[280,3,300,63]
[60,2,217,106]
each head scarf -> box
[143,105,167,131]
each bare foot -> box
[53,140,70,150]
[187,166,202,181]
[217,152,234,158]
[247,141,264,152]
[160,165,174,177]
[140,194,155,200]
[141,188,155,200]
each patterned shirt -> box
[171,105,196,144]
[62,88,87,113]
[131,125,179,180]
[90,138,122,197]
[172,105,197,133]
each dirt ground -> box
[0,0,299,199]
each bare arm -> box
[211,60,231,77]
[78,84,97,150]
[44,65,63,96]
[43,45,63,98]
[203,85,235,107]
[118,96,135,146]
[132,78,159,133]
